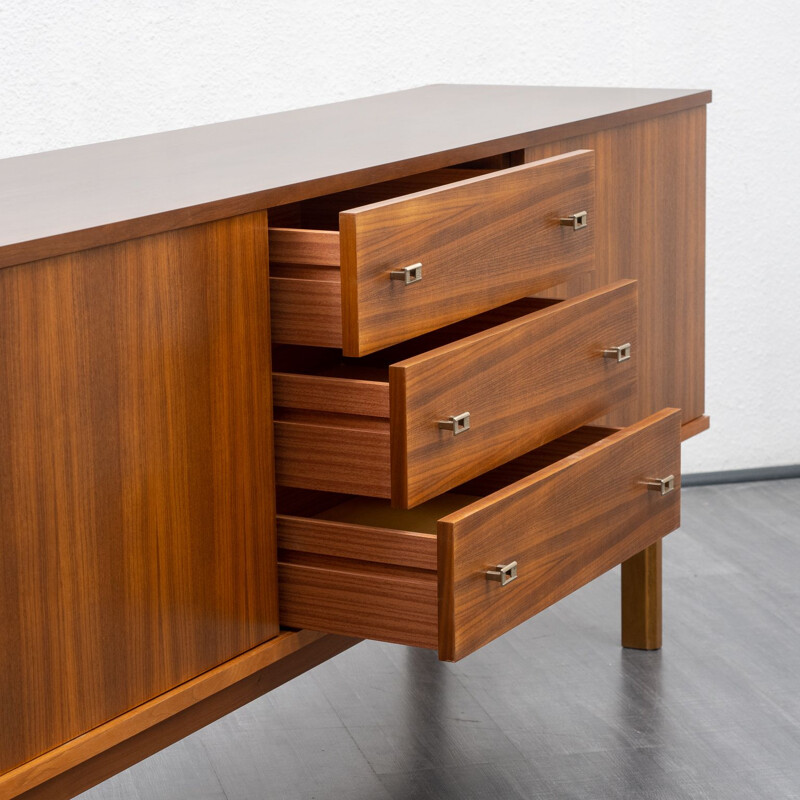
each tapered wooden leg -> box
[621,539,662,649]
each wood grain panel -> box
[340,150,596,355]
[621,540,663,650]
[268,228,340,266]
[278,560,438,649]
[681,414,710,441]
[438,408,681,661]
[533,269,597,299]
[269,275,342,348]
[0,213,278,775]
[274,408,388,431]
[390,280,638,507]
[454,425,617,496]
[272,372,390,418]
[278,515,436,570]
[0,86,710,270]
[296,168,492,229]
[0,632,358,800]
[273,420,391,497]
[525,107,706,425]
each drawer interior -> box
[269,166,497,232]
[273,295,559,378]
[268,148,525,231]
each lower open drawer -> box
[278,408,681,661]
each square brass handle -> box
[438,412,470,435]
[603,343,632,362]
[559,211,588,230]
[645,475,676,495]
[486,562,518,586]
[390,263,422,285]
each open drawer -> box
[278,408,681,661]
[274,280,638,508]
[269,149,595,356]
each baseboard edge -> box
[683,465,800,487]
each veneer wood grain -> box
[0,86,711,795]
[269,275,342,348]
[621,541,663,650]
[0,212,278,773]
[273,419,391,498]
[453,425,617,496]
[293,168,492,230]
[278,560,439,650]
[681,414,710,441]
[0,86,710,270]
[268,228,339,266]
[277,515,437,570]
[0,631,358,800]
[272,373,390,418]
[525,107,706,427]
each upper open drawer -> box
[269,150,595,356]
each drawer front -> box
[340,150,595,356]
[390,280,638,507]
[438,408,681,660]
[277,409,680,661]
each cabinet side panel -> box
[525,107,706,425]
[0,212,278,773]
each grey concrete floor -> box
[79,479,800,800]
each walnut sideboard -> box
[0,85,711,799]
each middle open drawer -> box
[273,279,638,509]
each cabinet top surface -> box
[0,84,710,268]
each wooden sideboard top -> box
[0,84,711,269]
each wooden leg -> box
[621,539,662,649]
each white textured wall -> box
[1,0,798,473]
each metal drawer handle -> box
[390,263,422,285]
[486,561,518,586]
[645,475,676,496]
[438,412,470,435]
[603,343,632,362]
[559,210,588,230]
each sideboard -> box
[0,84,711,799]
